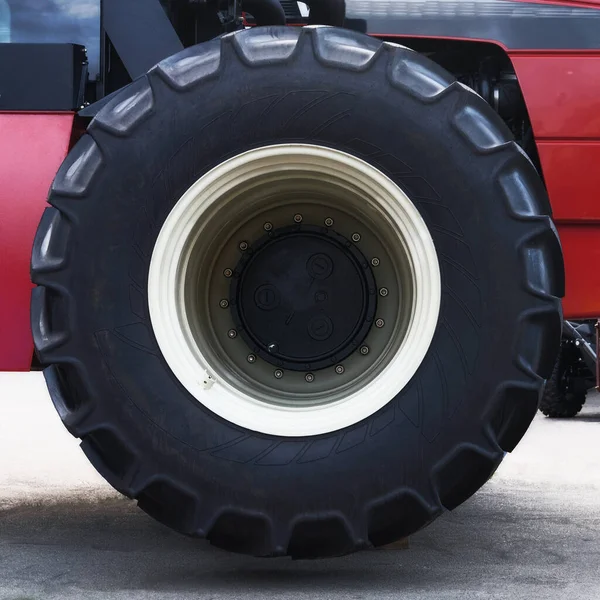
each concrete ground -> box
[0,372,599,600]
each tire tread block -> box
[51,135,103,197]
[137,479,199,534]
[92,77,155,136]
[367,490,438,547]
[433,444,502,511]
[207,511,274,556]
[288,515,357,559]
[30,207,70,275]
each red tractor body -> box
[2,0,600,370]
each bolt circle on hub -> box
[230,225,377,371]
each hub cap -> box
[148,144,441,436]
[231,225,377,372]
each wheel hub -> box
[231,225,377,371]
[147,143,441,436]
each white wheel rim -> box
[148,144,441,436]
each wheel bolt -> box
[371,257,380,267]
[325,217,334,227]
[335,365,345,375]
[379,287,389,297]
[305,373,315,383]
[239,241,248,251]
[223,268,233,278]
[360,345,370,355]
[247,354,256,363]
[267,343,279,354]
[352,233,361,242]
[264,222,273,231]
[274,369,284,379]
[294,214,303,223]
[376,318,385,328]
[227,329,237,339]
[219,299,229,309]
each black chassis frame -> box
[84,0,600,117]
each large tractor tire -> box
[31,26,563,557]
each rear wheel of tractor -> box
[31,26,564,557]
[539,351,587,418]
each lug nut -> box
[379,287,389,297]
[239,241,248,251]
[325,217,334,227]
[264,222,273,231]
[267,343,279,353]
[305,373,315,383]
[360,345,370,355]
[371,257,380,267]
[223,268,233,278]
[352,233,361,242]
[219,299,229,309]
[376,318,385,328]
[335,365,345,375]
[294,214,303,223]
[227,329,237,339]
[274,369,284,379]
[247,354,256,363]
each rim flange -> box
[148,143,441,436]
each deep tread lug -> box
[31,207,70,275]
[488,381,542,452]
[207,511,274,556]
[312,27,382,71]
[51,135,103,197]
[136,479,199,534]
[232,26,302,65]
[43,364,94,436]
[156,39,221,90]
[497,154,552,220]
[433,444,502,511]
[288,515,356,559]
[30,285,70,356]
[516,306,563,381]
[80,427,139,497]
[452,100,512,153]
[387,50,455,101]
[367,490,439,547]
[521,225,566,300]
[91,77,155,136]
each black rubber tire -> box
[31,26,564,558]
[539,353,587,418]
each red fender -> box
[509,52,600,318]
[0,112,75,371]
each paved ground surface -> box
[1,372,599,600]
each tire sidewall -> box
[60,44,533,512]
